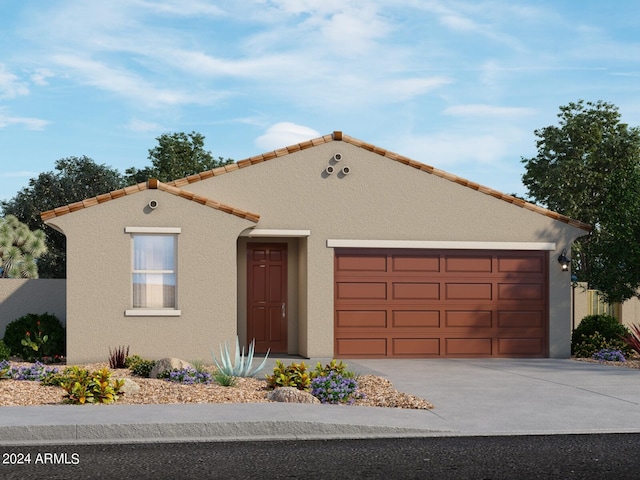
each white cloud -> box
[0,65,29,99]
[0,111,49,130]
[255,122,321,151]
[30,69,55,86]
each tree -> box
[522,100,640,303]
[125,131,233,184]
[1,157,126,278]
[0,215,47,278]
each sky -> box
[1,0,640,204]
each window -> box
[125,227,180,316]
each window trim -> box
[125,227,181,317]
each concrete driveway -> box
[345,358,640,435]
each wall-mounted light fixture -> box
[558,248,570,271]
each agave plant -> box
[211,336,270,377]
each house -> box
[41,132,590,364]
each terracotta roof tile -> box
[40,180,260,224]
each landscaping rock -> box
[149,358,193,379]
[117,378,141,395]
[267,387,321,404]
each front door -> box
[247,243,288,353]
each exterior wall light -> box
[558,249,570,271]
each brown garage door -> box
[334,249,548,358]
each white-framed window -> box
[125,227,181,316]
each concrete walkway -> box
[1,358,639,445]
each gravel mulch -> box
[0,362,434,410]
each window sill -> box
[125,309,182,317]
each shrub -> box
[266,360,311,390]
[572,314,631,357]
[213,371,236,387]
[125,354,156,378]
[310,371,363,404]
[592,348,626,362]
[0,339,10,361]
[108,345,130,369]
[313,359,356,379]
[0,360,9,379]
[165,367,212,384]
[59,366,124,405]
[2,313,65,361]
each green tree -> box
[125,131,233,183]
[0,215,48,278]
[1,157,125,278]
[522,100,640,303]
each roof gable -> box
[168,131,591,232]
[40,178,260,223]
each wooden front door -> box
[247,243,288,353]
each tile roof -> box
[40,178,260,223]
[168,131,592,232]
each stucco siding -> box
[47,190,254,363]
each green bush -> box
[572,314,631,357]
[266,360,311,390]
[312,359,356,379]
[0,339,10,361]
[125,354,156,378]
[2,313,65,361]
[58,366,124,405]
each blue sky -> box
[1,1,640,204]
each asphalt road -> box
[2,434,639,479]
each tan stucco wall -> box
[0,279,66,336]
[47,190,254,363]
[182,141,586,358]
[573,282,640,330]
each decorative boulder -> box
[149,358,193,379]
[117,378,141,395]
[267,387,321,404]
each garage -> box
[334,248,549,358]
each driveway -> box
[344,358,640,435]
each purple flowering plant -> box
[165,367,212,384]
[0,360,59,381]
[592,348,626,362]
[310,370,364,405]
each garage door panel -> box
[498,256,543,273]
[446,256,492,272]
[392,338,440,356]
[392,255,440,272]
[498,338,544,355]
[337,282,387,300]
[446,338,493,356]
[392,282,440,300]
[446,310,492,328]
[336,338,387,356]
[446,283,492,300]
[336,310,387,328]
[335,249,548,358]
[392,310,440,327]
[498,283,543,300]
[336,255,387,272]
[497,310,543,328]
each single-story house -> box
[42,132,590,364]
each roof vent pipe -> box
[341,166,351,175]
[325,165,336,175]
[333,153,343,162]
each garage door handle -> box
[282,303,286,318]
